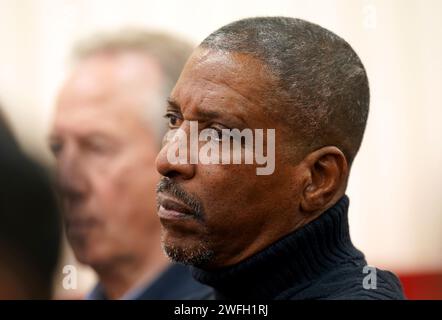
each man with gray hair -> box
[49,29,210,299]
[155,17,405,299]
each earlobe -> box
[300,146,348,213]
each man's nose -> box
[156,129,196,181]
[57,155,89,203]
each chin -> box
[161,230,214,267]
[71,247,95,267]
[69,236,110,269]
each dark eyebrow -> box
[167,97,247,128]
[167,98,181,110]
[194,109,222,120]
[48,133,58,141]
[167,97,220,119]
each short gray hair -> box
[201,17,369,165]
[72,28,194,147]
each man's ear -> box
[299,146,349,213]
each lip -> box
[157,194,195,220]
[66,217,99,234]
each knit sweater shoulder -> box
[191,195,405,300]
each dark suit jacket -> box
[87,263,212,300]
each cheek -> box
[196,164,272,225]
[196,158,298,230]
[85,161,135,212]
[95,158,159,221]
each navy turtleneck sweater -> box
[191,195,405,300]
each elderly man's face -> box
[156,49,305,268]
[50,52,162,268]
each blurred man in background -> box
[49,30,210,299]
[0,107,61,299]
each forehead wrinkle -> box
[53,97,140,139]
[177,77,250,127]
[199,75,256,108]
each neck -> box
[95,235,169,300]
[191,195,365,299]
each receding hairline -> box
[197,17,370,165]
[66,28,195,148]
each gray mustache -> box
[156,177,205,221]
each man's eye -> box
[211,127,223,141]
[50,141,63,156]
[164,112,182,128]
[87,141,111,154]
[209,126,230,142]
[81,137,114,155]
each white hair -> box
[71,28,194,147]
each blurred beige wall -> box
[0,0,441,296]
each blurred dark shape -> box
[0,107,18,151]
[0,106,61,299]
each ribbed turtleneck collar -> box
[191,195,365,299]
